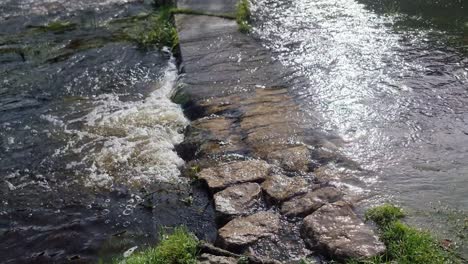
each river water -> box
[0,1,216,263]
[251,0,468,258]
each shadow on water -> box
[0,0,216,263]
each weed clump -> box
[348,204,462,264]
[118,226,199,264]
[236,0,251,33]
[123,7,179,50]
[365,203,405,226]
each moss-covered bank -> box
[348,204,463,264]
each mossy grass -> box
[115,226,199,264]
[28,21,77,33]
[122,6,179,50]
[347,204,462,264]
[236,0,251,33]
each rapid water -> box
[0,1,216,262]
[251,0,468,257]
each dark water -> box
[0,1,215,263]
[251,0,468,258]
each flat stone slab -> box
[198,160,270,189]
[218,211,280,248]
[261,174,309,202]
[214,182,262,217]
[281,186,343,217]
[198,253,238,264]
[302,201,386,260]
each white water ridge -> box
[41,58,188,188]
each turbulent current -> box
[0,0,216,262]
[251,0,468,257]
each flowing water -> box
[251,0,468,257]
[0,1,216,263]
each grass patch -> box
[236,0,251,33]
[116,226,199,264]
[170,8,235,20]
[121,6,179,50]
[348,204,462,264]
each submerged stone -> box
[198,160,270,190]
[267,145,311,172]
[218,211,280,248]
[302,201,386,260]
[281,186,342,217]
[214,182,262,217]
[261,174,309,202]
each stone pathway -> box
[174,1,385,263]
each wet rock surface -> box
[198,160,270,190]
[281,186,343,217]
[218,211,280,248]
[302,201,386,259]
[175,2,385,262]
[261,174,309,202]
[198,253,238,264]
[214,182,262,218]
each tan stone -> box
[198,160,270,189]
[261,174,309,202]
[281,187,343,217]
[302,201,386,259]
[214,183,262,217]
[267,146,311,172]
[218,211,280,248]
[198,253,238,264]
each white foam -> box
[43,59,189,187]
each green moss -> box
[29,21,77,33]
[348,204,462,264]
[236,0,251,33]
[116,226,199,264]
[170,8,235,19]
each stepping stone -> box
[302,201,386,260]
[214,182,262,217]
[198,160,270,190]
[281,186,342,217]
[218,211,280,248]
[261,174,309,202]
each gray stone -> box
[198,160,270,190]
[218,211,280,248]
[261,174,309,202]
[302,201,386,260]
[281,187,342,217]
[214,182,261,217]
[198,253,238,264]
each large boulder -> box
[218,211,280,248]
[302,201,386,260]
[281,187,342,217]
[261,174,309,202]
[198,160,270,190]
[214,182,262,217]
